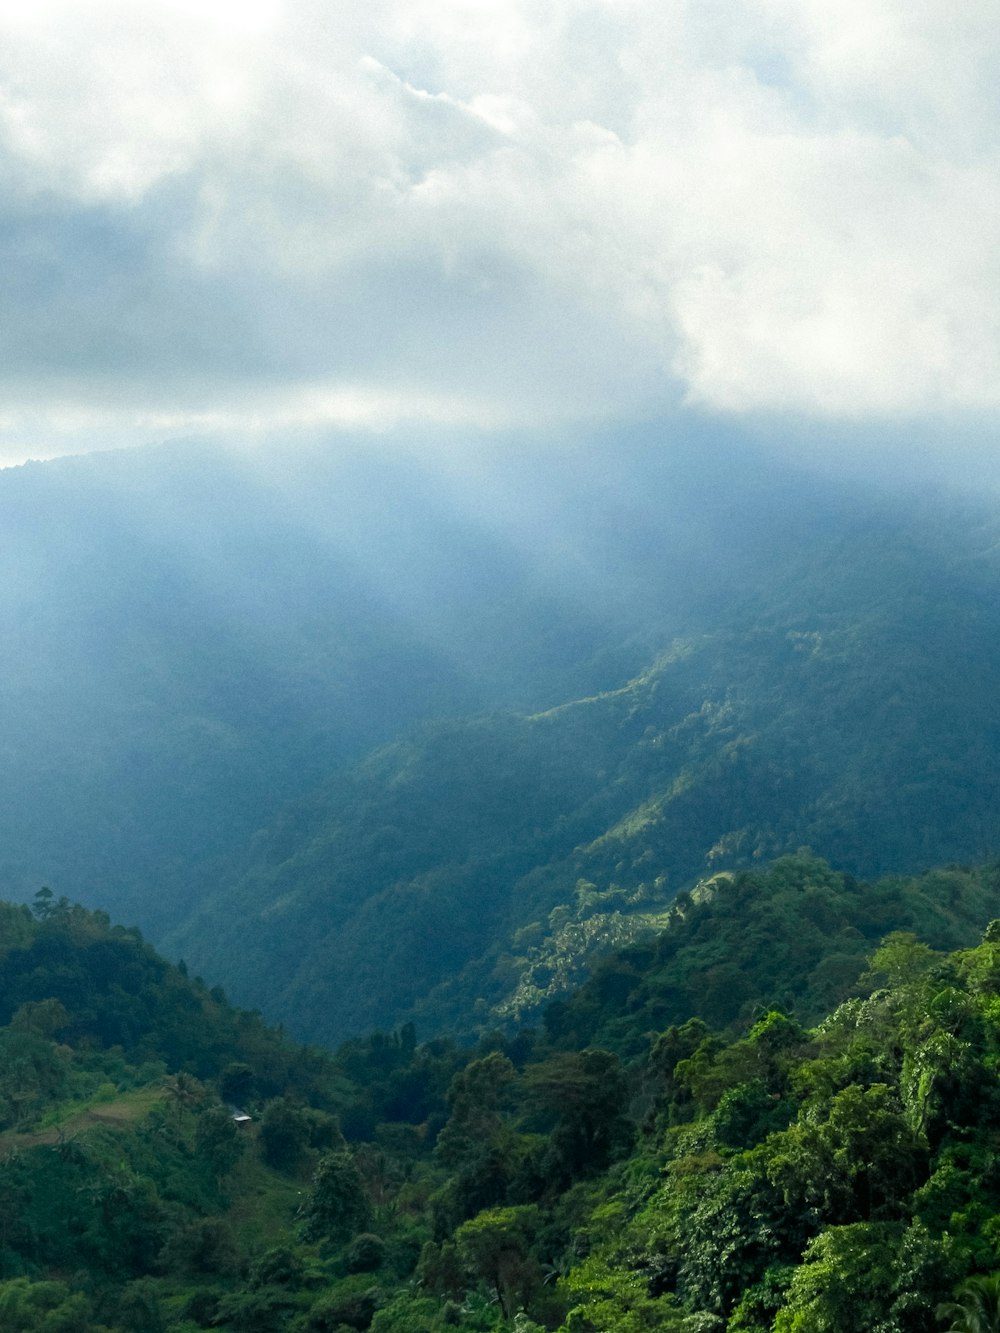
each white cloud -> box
[1,0,1000,457]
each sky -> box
[1,0,1000,468]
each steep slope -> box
[3,860,1000,1332]
[172,502,1000,1043]
[544,854,1000,1054]
[0,426,841,931]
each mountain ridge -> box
[3,430,1000,1047]
[169,500,1000,1043]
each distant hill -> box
[5,427,1000,1043]
[0,424,854,933]
[0,429,766,918]
[167,484,1000,1043]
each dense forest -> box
[4,2,997,1327]
[170,506,1000,1043]
[6,432,1000,1331]
[9,431,1000,1049]
[2,854,1000,1331]
[0,428,821,925]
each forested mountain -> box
[0,426,845,934]
[169,493,1000,1044]
[2,857,1000,1332]
[5,428,1000,1046]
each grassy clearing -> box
[0,1082,166,1150]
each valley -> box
[2,430,1000,1330]
[4,431,1000,1046]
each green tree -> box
[524,1049,631,1183]
[938,1274,1000,1333]
[435,1052,516,1170]
[195,1103,246,1181]
[773,1222,953,1333]
[677,1162,804,1316]
[115,1279,166,1333]
[455,1204,543,1318]
[0,1277,92,1332]
[220,1061,254,1104]
[435,1052,521,1219]
[260,1098,313,1171]
[767,1084,925,1224]
[8,999,68,1039]
[300,1151,372,1245]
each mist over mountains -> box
[3,428,999,1042]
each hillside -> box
[6,429,1000,1046]
[169,502,1000,1043]
[2,858,1000,1331]
[0,427,843,934]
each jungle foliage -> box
[3,855,1000,1331]
[9,434,1000,1051]
[170,506,1000,1044]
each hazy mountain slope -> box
[1,428,815,926]
[0,425,862,936]
[7,424,1000,1048]
[545,854,1000,1055]
[170,501,1000,1044]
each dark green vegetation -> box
[10,429,1000,1045]
[3,855,1000,1331]
[172,500,1000,1043]
[9,429,1000,1330]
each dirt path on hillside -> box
[0,1087,164,1152]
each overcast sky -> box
[2,0,999,467]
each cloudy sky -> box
[1,0,999,466]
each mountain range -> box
[3,429,1000,1043]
